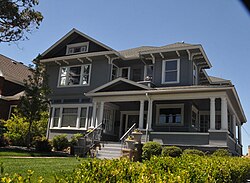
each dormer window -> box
[193,63,198,85]
[66,42,89,55]
[162,59,180,84]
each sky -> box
[1,0,250,154]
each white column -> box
[97,101,104,126]
[238,123,242,145]
[147,100,153,130]
[232,114,236,139]
[139,100,145,129]
[76,107,81,128]
[90,101,97,128]
[210,97,216,130]
[221,97,228,130]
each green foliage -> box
[0,0,43,42]
[212,149,231,157]
[3,114,29,146]
[183,149,205,156]
[56,156,250,182]
[34,136,52,152]
[162,146,182,157]
[69,133,84,146]
[2,112,48,146]
[52,134,69,151]
[142,141,162,160]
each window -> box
[193,63,198,85]
[144,65,153,81]
[156,104,184,125]
[119,67,130,79]
[191,106,199,129]
[58,64,91,87]
[162,59,180,84]
[103,108,115,134]
[51,105,89,129]
[66,42,89,55]
[111,64,119,80]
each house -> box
[0,54,32,120]
[40,29,246,155]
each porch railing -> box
[120,123,136,148]
[77,123,104,157]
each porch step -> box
[96,142,122,159]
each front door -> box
[126,114,139,131]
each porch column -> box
[97,101,104,126]
[147,100,153,130]
[221,97,228,130]
[90,101,97,128]
[209,97,216,130]
[139,100,145,129]
[238,123,242,145]
[232,114,236,139]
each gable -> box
[41,29,113,59]
[99,81,148,92]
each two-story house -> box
[41,29,246,155]
[0,54,32,120]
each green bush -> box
[212,149,231,157]
[69,133,84,146]
[162,146,182,157]
[52,134,69,151]
[34,136,52,152]
[142,141,162,160]
[183,149,205,156]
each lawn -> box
[0,157,81,182]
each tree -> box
[18,55,51,147]
[0,0,43,42]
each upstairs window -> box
[58,64,91,87]
[66,42,89,55]
[162,59,180,84]
[111,64,119,80]
[144,65,153,81]
[119,67,130,80]
[193,63,198,85]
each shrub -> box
[162,146,182,157]
[183,149,205,156]
[212,149,231,157]
[142,141,162,160]
[69,133,84,146]
[34,136,52,152]
[52,134,69,151]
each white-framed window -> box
[103,108,115,134]
[119,67,130,79]
[193,63,198,85]
[66,42,89,55]
[111,64,119,80]
[162,59,180,84]
[58,64,91,87]
[144,65,153,81]
[50,104,90,129]
[156,104,184,126]
[191,105,199,129]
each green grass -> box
[0,147,69,157]
[0,157,81,182]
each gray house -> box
[40,29,246,155]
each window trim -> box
[50,104,91,130]
[156,104,184,126]
[193,62,198,85]
[119,67,130,80]
[161,59,180,84]
[57,64,92,87]
[110,64,119,80]
[66,42,89,55]
[191,105,199,129]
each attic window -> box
[66,42,89,55]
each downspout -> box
[145,92,151,142]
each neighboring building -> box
[41,29,246,155]
[0,54,32,120]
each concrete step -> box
[96,141,122,159]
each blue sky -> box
[1,0,250,154]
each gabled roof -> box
[41,28,115,57]
[209,76,232,85]
[0,54,32,85]
[86,77,151,94]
